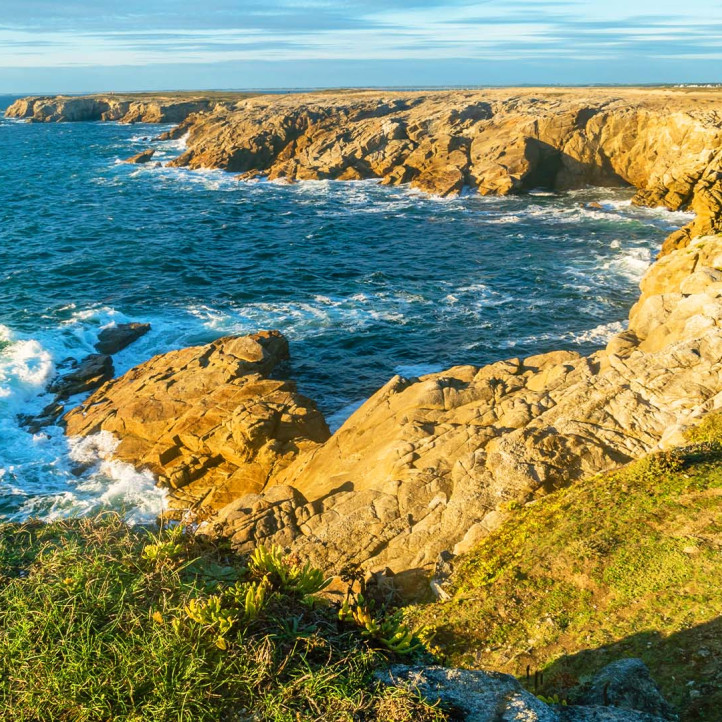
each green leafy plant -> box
[141,525,185,562]
[250,544,331,595]
[339,593,420,655]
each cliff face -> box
[63,235,722,594]
[34,87,722,593]
[9,88,722,248]
[4,95,219,124]
[205,235,722,592]
[166,88,722,249]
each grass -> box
[407,420,722,722]
[0,516,447,722]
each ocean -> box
[0,104,695,522]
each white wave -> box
[493,319,627,351]
[604,246,653,283]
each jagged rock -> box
[574,660,678,721]
[18,399,65,433]
[63,331,330,511]
[95,322,151,355]
[49,354,114,399]
[123,150,155,164]
[376,665,558,721]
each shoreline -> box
[3,88,722,589]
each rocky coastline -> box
[9,87,722,588]
[8,87,722,718]
[9,88,722,255]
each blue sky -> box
[0,0,720,92]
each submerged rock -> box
[64,331,330,511]
[18,399,65,434]
[123,150,156,164]
[95,322,151,355]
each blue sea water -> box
[0,103,695,522]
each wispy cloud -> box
[0,0,719,88]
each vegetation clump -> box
[0,516,445,721]
[407,434,722,722]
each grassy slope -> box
[408,416,722,721]
[0,517,446,722]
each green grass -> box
[407,428,722,721]
[0,516,447,722]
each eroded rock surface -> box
[64,331,330,511]
[207,236,722,592]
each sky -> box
[0,0,721,93]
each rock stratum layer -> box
[64,234,722,594]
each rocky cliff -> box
[163,88,722,252]
[4,94,231,124]
[32,87,722,595]
[9,88,722,249]
[62,233,722,595]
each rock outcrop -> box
[94,322,151,355]
[64,331,330,511]
[123,150,156,165]
[40,87,722,592]
[5,95,222,124]
[204,235,722,593]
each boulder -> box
[95,322,151,355]
[575,660,678,721]
[18,399,65,433]
[64,331,330,512]
[49,354,114,399]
